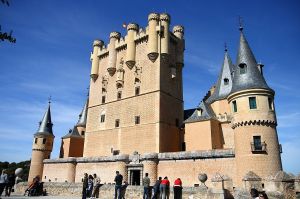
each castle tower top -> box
[35,102,54,137]
[230,29,273,95]
[206,48,234,103]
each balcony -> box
[251,142,267,153]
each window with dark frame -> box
[232,100,237,112]
[102,96,106,104]
[115,119,120,128]
[100,114,105,123]
[253,136,262,150]
[117,91,122,100]
[249,97,257,109]
[135,86,140,96]
[135,116,140,124]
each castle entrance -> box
[130,170,141,185]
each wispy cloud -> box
[277,112,300,128]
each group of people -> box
[0,169,16,198]
[143,174,182,199]
[24,175,46,196]
[250,188,269,199]
[82,173,101,199]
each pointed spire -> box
[62,126,81,139]
[76,97,89,127]
[230,26,273,94]
[206,48,234,103]
[35,101,54,136]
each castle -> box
[28,13,282,188]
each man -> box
[114,171,123,199]
[82,173,88,199]
[0,170,8,198]
[92,173,101,198]
[152,177,161,199]
[142,173,150,199]
[250,188,259,199]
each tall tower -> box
[227,27,282,185]
[28,101,54,181]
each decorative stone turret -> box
[173,25,185,67]
[28,101,55,181]
[126,23,139,69]
[147,13,159,62]
[160,13,170,61]
[107,32,121,76]
[90,40,104,81]
[228,26,282,186]
[116,58,125,88]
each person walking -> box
[152,177,161,199]
[114,171,123,199]
[160,176,170,199]
[173,178,182,199]
[0,170,8,199]
[92,173,101,198]
[5,171,16,197]
[142,173,151,199]
[86,175,94,198]
[82,173,88,199]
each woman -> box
[160,176,170,199]
[173,178,182,199]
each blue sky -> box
[0,0,299,174]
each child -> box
[120,181,129,199]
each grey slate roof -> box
[230,30,273,94]
[35,103,54,137]
[62,126,81,139]
[206,50,234,103]
[76,98,88,127]
[184,101,215,123]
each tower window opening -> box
[102,96,106,104]
[117,91,122,100]
[224,78,229,85]
[115,119,120,128]
[249,97,257,109]
[239,63,247,74]
[232,101,237,112]
[135,86,140,96]
[268,97,273,110]
[81,131,85,136]
[135,116,140,124]
[251,136,266,152]
[35,138,38,144]
[42,138,46,144]
[100,114,105,123]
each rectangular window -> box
[253,136,262,150]
[249,97,257,109]
[115,119,120,128]
[268,97,273,110]
[35,138,38,144]
[102,96,106,104]
[81,131,85,136]
[42,138,46,144]
[232,101,237,112]
[135,116,140,124]
[117,91,122,100]
[135,86,140,96]
[100,114,105,123]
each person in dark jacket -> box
[86,175,94,198]
[82,173,88,199]
[173,178,182,199]
[114,171,123,199]
[152,177,162,199]
[5,172,16,197]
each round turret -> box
[173,25,184,39]
[90,39,104,81]
[126,23,139,69]
[107,32,121,76]
[147,13,159,62]
[160,13,171,61]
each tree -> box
[0,0,16,43]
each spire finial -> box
[238,16,243,31]
[224,42,228,52]
[48,95,52,104]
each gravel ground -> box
[4,194,81,199]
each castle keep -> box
[28,13,282,189]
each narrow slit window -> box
[102,96,106,104]
[249,97,257,109]
[100,114,105,123]
[232,100,237,112]
[35,138,38,144]
[135,116,140,124]
[135,86,140,96]
[115,119,120,128]
[42,138,46,144]
[117,91,122,100]
[268,97,273,110]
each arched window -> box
[239,63,247,74]
[224,78,229,85]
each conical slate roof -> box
[76,98,88,127]
[62,126,81,139]
[184,101,215,123]
[230,29,273,94]
[35,103,54,137]
[206,49,234,103]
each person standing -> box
[0,170,8,198]
[92,173,101,198]
[250,188,259,199]
[5,171,16,197]
[114,171,123,199]
[152,177,161,199]
[82,173,88,199]
[160,176,170,199]
[142,173,150,199]
[86,175,94,198]
[173,178,182,199]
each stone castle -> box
[28,13,283,190]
